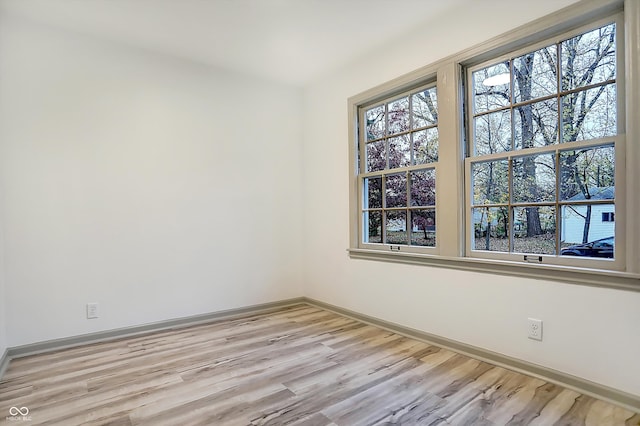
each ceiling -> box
[0,0,468,86]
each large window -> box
[466,18,623,269]
[349,0,639,289]
[359,84,439,252]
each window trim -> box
[347,0,640,291]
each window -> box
[466,18,623,268]
[359,84,439,252]
[349,0,639,289]
[602,212,615,222]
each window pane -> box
[561,84,617,142]
[472,160,509,205]
[364,177,382,209]
[512,153,556,203]
[385,211,407,245]
[513,206,556,254]
[413,128,438,164]
[385,173,407,208]
[472,207,509,251]
[411,209,435,247]
[561,23,616,92]
[514,99,558,150]
[365,105,385,141]
[474,110,512,155]
[410,169,435,207]
[412,88,438,128]
[363,211,382,244]
[473,62,511,114]
[561,204,614,258]
[366,140,386,172]
[388,135,411,169]
[560,144,614,201]
[388,97,409,135]
[513,44,557,103]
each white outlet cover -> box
[87,303,99,319]
[528,318,543,341]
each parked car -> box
[560,236,614,258]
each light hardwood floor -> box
[0,304,638,425]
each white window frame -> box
[348,0,640,292]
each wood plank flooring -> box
[0,304,638,425]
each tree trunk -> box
[485,219,491,250]
[370,216,379,236]
[500,208,509,238]
[515,54,544,237]
[526,207,543,237]
[582,205,592,243]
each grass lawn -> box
[474,234,556,254]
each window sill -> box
[347,248,640,292]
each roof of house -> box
[568,186,614,201]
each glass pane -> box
[512,153,556,203]
[411,209,435,247]
[513,44,558,103]
[385,173,407,208]
[365,105,385,141]
[471,160,509,205]
[560,204,614,258]
[561,84,616,142]
[413,128,438,164]
[472,207,509,251]
[474,110,512,155]
[388,97,409,135]
[388,135,410,169]
[363,211,382,244]
[410,169,435,207]
[366,140,386,172]
[412,88,438,128]
[385,211,407,245]
[514,98,558,150]
[561,23,616,92]
[513,206,556,254]
[364,177,382,209]
[473,62,511,114]
[560,144,614,201]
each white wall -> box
[302,0,640,398]
[0,15,304,347]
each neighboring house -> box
[387,218,406,232]
[561,187,615,244]
[386,217,435,233]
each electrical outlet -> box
[528,318,542,341]
[87,303,99,319]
